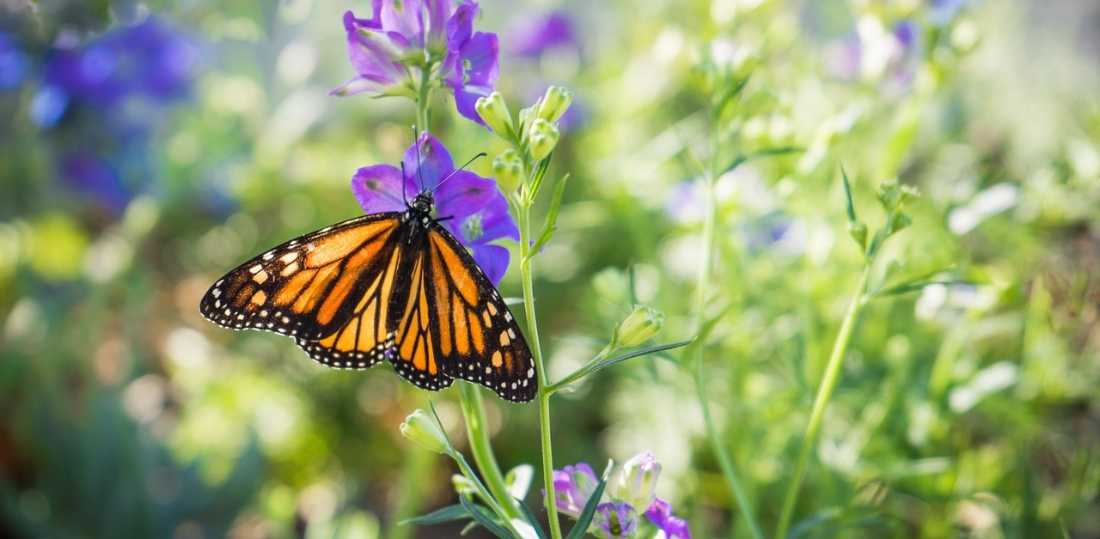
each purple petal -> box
[644,498,692,539]
[381,0,426,46]
[446,2,477,51]
[471,244,509,285]
[458,32,499,87]
[343,11,406,88]
[330,76,388,97]
[477,197,519,242]
[426,0,452,49]
[402,132,455,192]
[435,170,497,219]
[593,502,637,539]
[351,164,407,213]
[452,86,489,124]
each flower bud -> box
[492,149,526,193]
[475,92,514,137]
[609,452,661,512]
[536,86,573,124]
[613,306,664,348]
[452,474,477,496]
[527,118,560,161]
[399,409,450,455]
[848,221,868,250]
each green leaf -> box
[399,504,470,526]
[530,173,570,257]
[550,340,693,393]
[875,277,972,298]
[517,498,549,539]
[714,75,751,115]
[458,496,512,539]
[720,146,802,177]
[840,165,857,224]
[565,463,611,539]
[528,153,554,199]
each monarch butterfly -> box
[199,135,536,402]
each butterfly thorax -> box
[402,192,436,240]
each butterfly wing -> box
[200,212,402,346]
[387,223,536,402]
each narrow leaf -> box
[550,340,693,394]
[875,278,972,298]
[714,75,752,115]
[517,498,549,539]
[400,504,470,526]
[565,462,612,539]
[529,153,554,199]
[840,165,857,224]
[530,173,570,256]
[459,496,512,539]
[720,146,802,176]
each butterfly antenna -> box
[432,152,487,193]
[400,160,409,207]
[412,124,426,194]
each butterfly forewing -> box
[199,212,402,341]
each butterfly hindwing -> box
[415,225,536,402]
[199,212,402,342]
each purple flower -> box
[644,498,691,539]
[350,132,516,283]
[593,502,637,539]
[41,17,197,110]
[509,11,578,58]
[59,152,132,213]
[334,1,500,126]
[549,462,599,517]
[0,32,28,90]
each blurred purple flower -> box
[593,502,637,539]
[334,1,499,126]
[59,152,132,212]
[0,32,28,90]
[509,11,578,58]
[823,18,922,94]
[644,498,692,539]
[549,462,599,517]
[350,132,515,283]
[40,17,197,112]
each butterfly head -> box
[410,192,434,216]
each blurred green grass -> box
[1,0,1099,537]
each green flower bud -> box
[475,92,513,138]
[492,149,526,193]
[613,305,664,348]
[527,119,560,161]
[451,474,477,496]
[399,409,450,455]
[888,212,912,235]
[536,86,573,123]
[848,221,868,250]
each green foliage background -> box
[1,0,1098,537]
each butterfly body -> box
[200,190,537,402]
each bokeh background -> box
[2,0,1099,537]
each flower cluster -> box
[551,453,690,538]
[349,131,517,283]
[333,0,499,125]
[31,17,198,215]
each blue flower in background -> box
[37,16,197,123]
[509,11,578,58]
[59,152,132,213]
[929,0,969,26]
[0,32,29,90]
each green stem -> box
[459,382,521,520]
[452,450,521,536]
[416,65,433,132]
[774,266,871,539]
[692,178,764,539]
[518,198,563,539]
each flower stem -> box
[458,381,521,520]
[416,65,433,132]
[774,266,871,539]
[691,177,764,539]
[517,198,563,539]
